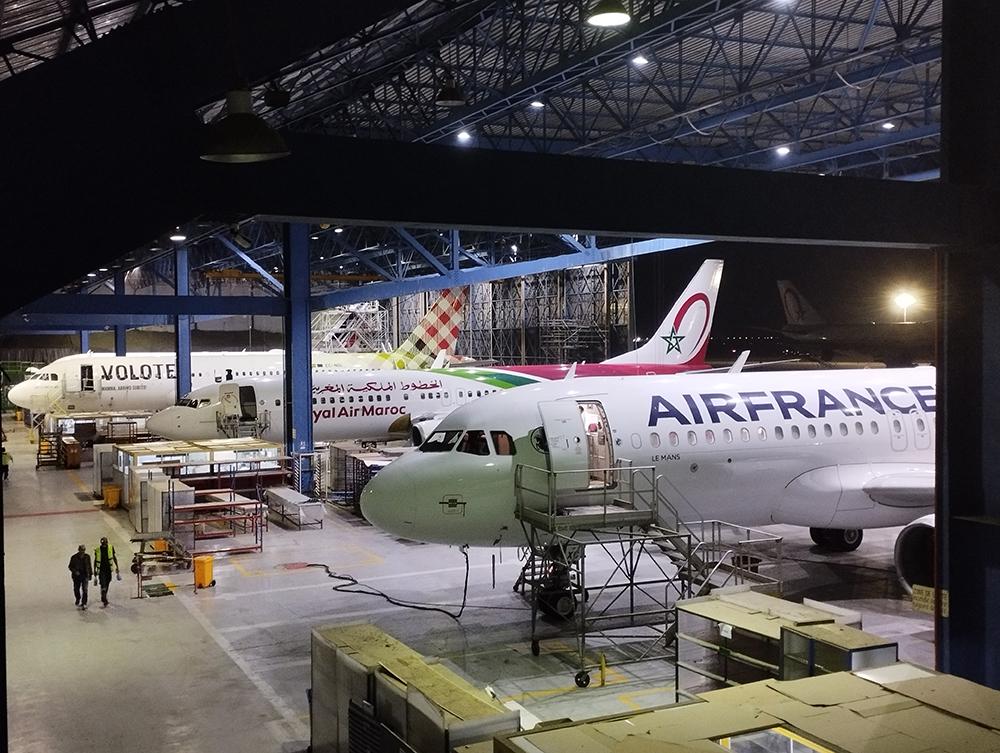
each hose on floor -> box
[306,544,471,621]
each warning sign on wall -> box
[912,585,949,617]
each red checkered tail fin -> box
[388,288,468,369]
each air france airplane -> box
[8,288,468,415]
[145,260,726,444]
[360,368,936,562]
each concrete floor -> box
[2,413,934,752]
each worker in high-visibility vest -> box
[93,536,120,607]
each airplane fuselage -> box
[360,368,936,547]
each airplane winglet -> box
[564,363,578,380]
[728,350,750,374]
[431,350,448,370]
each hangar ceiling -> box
[0,0,945,317]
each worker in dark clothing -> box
[68,544,92,610]
[93,537,120,607]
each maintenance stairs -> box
[217,410,271,439]
[35,431,60,469]
[512,461,783,687]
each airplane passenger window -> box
[321,398,326,404]
[491,431,516,456]
[840,423,848,436]
[312,398,318,404]
[420,430,463,452]
[275,400,281,407]
[705,430,716,445]
[669,432,679,447]
[855,422,863,435]
[775,427,784,440]
[824,424,833,438]
[687,431,697,446]
[893,419,902,433]
[740,428,750,442]
[436,392,441,399]
[403,394,409,400]
[791,426,800,439]
[444,392,449,399]
[807,425,817,439]
[376,395,382,402]
[757,427,767,440]
[916,417,926,432]
[650,432,661,448]
[870,421,879,434]
[723,428,733,443]
[339,397,345,404]
[457,430,491,456]
[631,433,642,449]
[476,390,482,397]
[349,396,355,403]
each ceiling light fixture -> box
[530,100,545,109]
[434,77,467,107]
[86,273,97,278]
[631,54,649,66]
[775,146,791,157]
[586,0,630,27]
[98,267,108,272]
[200,89,290,163]
[334,227,344,234]
[169,229,187,242]
[882,121,896,130]
[457,130,472,143]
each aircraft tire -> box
[575,671,591,688]
[812,527,863,552]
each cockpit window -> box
[491,431,516,456]
[197,399,212,407]
[49,373,58,381]
[420,430,463,452]
[457,430,490,456]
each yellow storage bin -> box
[102,484,121,509]
[194,555,214,588]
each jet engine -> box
[893,514,934,594]
[411,418,442,446]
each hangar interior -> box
[2,1,999,753]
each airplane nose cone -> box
[7,382,28,409]
[146,409,178,439]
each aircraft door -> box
[578,400,615,488]
[888,410,908,452]
[239,386,258,421]
[219,383,241,418]
[909,408,932,451]
[80,365,96,392]
[538,400,590,492]
[65,368,82,394]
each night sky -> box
[634,242,937,357]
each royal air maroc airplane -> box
[144,260,728,444]
[359,367,937,587]
[7,288,468,415]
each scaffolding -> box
[512,461,783,688]
[312,302,390,353]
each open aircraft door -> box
[218,383,241,418]
[538,400,591,492]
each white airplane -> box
[145,368,539,443]
[8,288,468,415]
[145,260,728,444]
[359,368,936,572]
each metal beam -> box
[771,124,940,171]
[394,227,449,275]
[311,237,711,308]
[218,236,284,294]
[114,271,126,356]
[14,295,284,318]
[175,246,192,400]
[0,314,173,332]
[283,223,314,476]
[232,133,984,250]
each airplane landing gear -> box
[810,527,863,552]
[574,671,591,688]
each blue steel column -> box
[174,246,192,400]
[939,0,1000,688]
[113,272,126,355]
[283,223,313,485]
[79,331,89,352]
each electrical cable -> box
[307,544,493,621]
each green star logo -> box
[661,327,686,354]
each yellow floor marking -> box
[230,543,383,578]
[69,470,91,493]
[497,667,629,703]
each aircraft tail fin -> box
[384,287,468,369]
[777,280,825,327]
[603,259,723,366]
